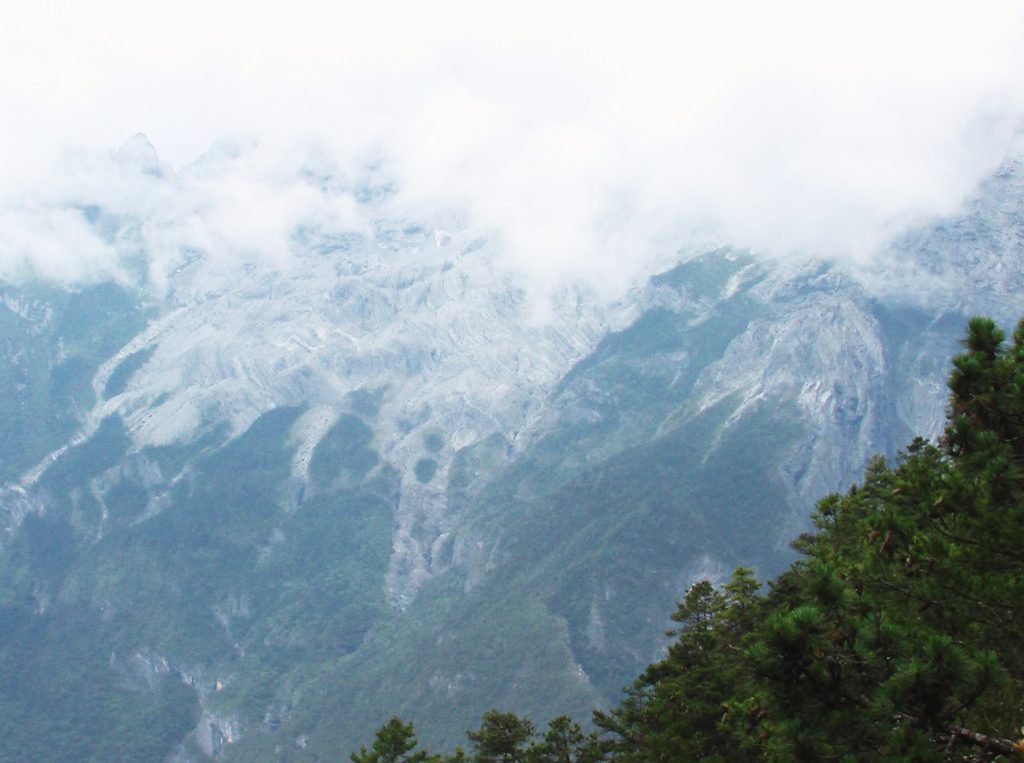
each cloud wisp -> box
[1,1,1022,302]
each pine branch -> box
[896,715,1022,758]
[933,523,1024,563]
[949,725,1022,757]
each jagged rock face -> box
[865,136,1024,319]
[16,216,635,607]
[0,142,1021,760]
[84,232,605,453]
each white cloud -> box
[0,0,1022,301]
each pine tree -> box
[526,716,602,762]
[467,711,535,763]
[353,317,1024,763]
[350,717,437,763]
[595,568,764,761]
[596,317,1024,761]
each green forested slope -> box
[0,282,149,483]
[356,318,1024,761]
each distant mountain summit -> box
[0,140,1021,761]
[116,132,166,178]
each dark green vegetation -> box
[0,281,149,482]
[356,317,1024,760]
[103,345,156,399]
[0,599,198,763]
[310,413,380,487]
[351,712,601,762]
[0,283,190,762]
[0,400,395,760]
[0,253,995,759]
[414,458,438,483]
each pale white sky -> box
[1,0,1023,291]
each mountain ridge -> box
[0,139,1021,759]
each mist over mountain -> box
[4,2,1024,298]
[0,127,1021,759]
[2,2,1024,759]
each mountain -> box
[0,138,1021,761]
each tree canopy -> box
[354,317,1024,762]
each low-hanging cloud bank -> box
[1,0,1023,301]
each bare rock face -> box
[40,223,634,607]
[19,178,1013,608]
[18,137,1024,608]
[691,287,888,508]
[0,137,1020,759]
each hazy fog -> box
[1,0,1022,302]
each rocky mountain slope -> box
[0,137,1021,760]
